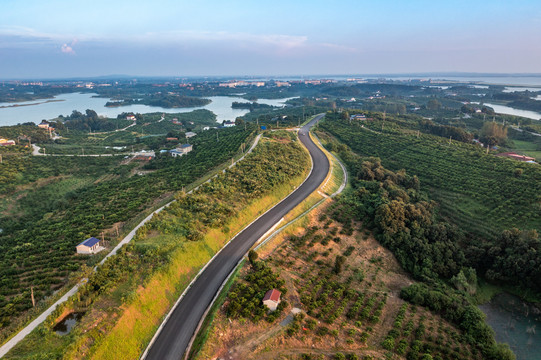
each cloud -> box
[61,43,75,54]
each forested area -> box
[104,94,210,108]
[320,112,541,238]
[0,125,50,143]
[56,109,132,132]
[0,126,252,336]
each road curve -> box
[144,114,329,360]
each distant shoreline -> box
[0,99,65,109]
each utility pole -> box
[82,148,84,156]
[0,154,2,163]
[31,287,35,307]
[382,110,386,131]
[216,132,219,142]
[449,136,452,145]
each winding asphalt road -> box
[144,114,329,360]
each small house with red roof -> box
[262,289,281,311]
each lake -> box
[480,293,541,360]
[0,93,297,126]
[477,102,541,120]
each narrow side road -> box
[143,114,329,360]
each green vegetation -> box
[319,112,541,239]
[0,126,252,341]
[226,261,287,322]
[4,132,310,359]
[105,94,210,108]
[313,120,530,357]
[231,101,276,111]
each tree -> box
[427,99,442,111]
[334,255,346,274]
[480,122,507,146]
[248,250,258,265]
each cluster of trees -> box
[0,124,50,143]
[479,122,508,146]
[231,101,276,111]
[105,94,210,108]
[226,261,287,323]
[336,157,467,280]
[419,120,473,143]
[482,228,541,292]
[58,109,131,132]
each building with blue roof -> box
[76,237,103,254]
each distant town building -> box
[169,144,193,157]
[133,150,156,161]
[76,237,104,254]
[126,115,137,121]
[223,121,236,127]
[262,289,281,311]
[37,120,51,130]
[185,131,197,138]
[350,114,367,121]
[0,138,16,146]
[275,81,291,87]
[166,137,178,141]
[219,80,265,88]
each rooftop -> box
[78,237,100,248]
[263,289,281,302]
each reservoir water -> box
[480,103,541,121]
[479,293,541,360]
[0,93,296,126]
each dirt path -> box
[224,311,296,360]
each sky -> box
[0,0,540,79]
